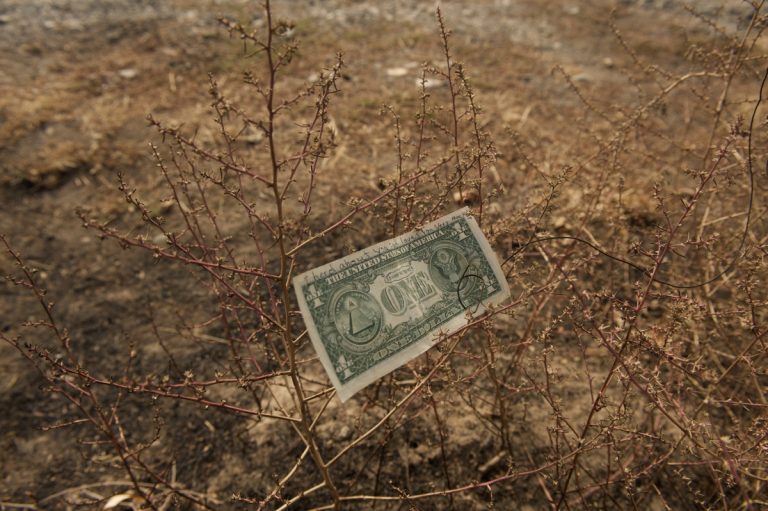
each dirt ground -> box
[1,0,766,509]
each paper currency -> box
[293,208,510,401]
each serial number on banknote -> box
[294,208,510,401]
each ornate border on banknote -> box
[293,208,510,401]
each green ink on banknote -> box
[294,208,510,401]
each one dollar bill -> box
[293,208,510,401]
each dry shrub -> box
[3,1,768,509]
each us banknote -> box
[293,208,510,401]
